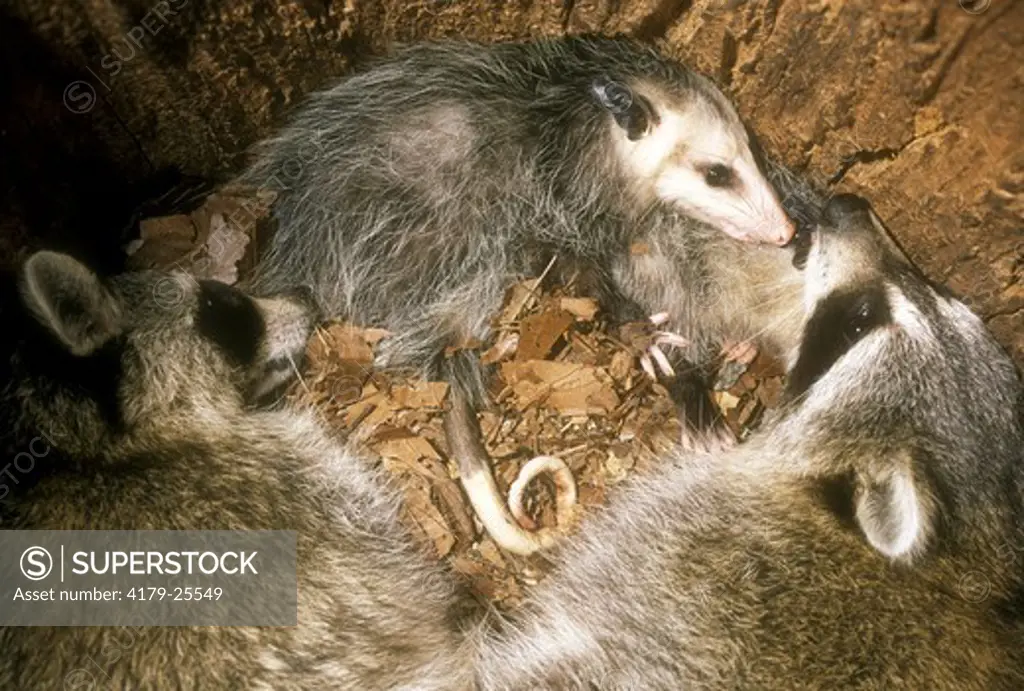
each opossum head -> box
[592,74,795,246]
[777,195,1024,564]
[5,252,316,459]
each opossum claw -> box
[654,332,690,349]
[648,344,676,378]
[640,353,659,380]
[508,455,578,532]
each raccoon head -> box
[6,251,316,460]
[779,195,1024,564]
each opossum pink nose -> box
[774,218,797,245]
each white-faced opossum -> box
[242,35,799,554]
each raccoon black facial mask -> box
[784,285,892,400]
[196,280,264,367]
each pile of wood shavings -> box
[127,188,788,609]
[292,277,788,609]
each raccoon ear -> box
[20,251,123,356]
[853,461,935,562]
[590,76,657,141]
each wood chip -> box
[390,381,449,410]
[516,308,575,361]
[500,361,620,416]
[559,297,600,321]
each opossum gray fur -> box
[241,35,799,554]
[243,35,794,393]
[0,253,476,690]
[474,195,1024,689]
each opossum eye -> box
[702,164,735,189]
[196,280,264,367]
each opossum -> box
[0,254,475,690]
[242,35,798,554]
[474,195,1024,689]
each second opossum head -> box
[591,73,795,246]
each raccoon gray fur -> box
[474,195,1024,690]
[0,253,476,690]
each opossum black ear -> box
[853,457,936,562]
[590,76,657,141]
[19,251,123,357]
[618,95,656,141]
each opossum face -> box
[781,195,1023,563]
[595,77,795,246]
[8,252,315,457]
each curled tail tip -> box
[461,454,578,557]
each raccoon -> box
[241,35,802,554]
[0,253,475,690]
[474,195,1024,689]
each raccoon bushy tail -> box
[442,351,576,556]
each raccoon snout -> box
[283,284,323,323]
[789,224,814,270]
[823,194,871,227]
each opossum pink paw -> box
[679,422,736,455]
[640,343,676,379]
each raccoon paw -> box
[680,420,736,455]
